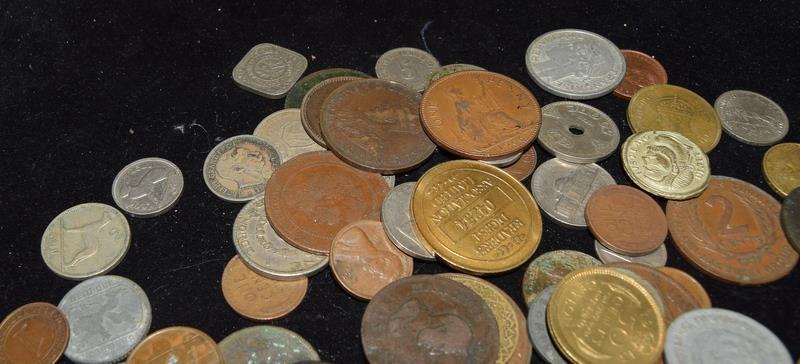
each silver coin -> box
[111,157,183,217]
[41,203,131,280]
[527,285,569,364]
[530,158,615,227]
[537,101,620,163]
[480,151,523,167]
[375,47,440,92]
[594,240,667,267]
[233,196,328,280]
[254,108,326,162]
[203,135,281,202]
[525,29,626,100]
[381,182,435,261]
[383,174,396,188]
[714,90,789,146]
[219,325,320,364]
[427,63,485,87]
[665,308,792,364]
[232,43,308,99]
[58,275,151,364]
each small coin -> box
[381,182,435,260]
[480,151,523,168]
[527,286,569,364]
[232,43,307,99]
[221,255,308,320]
[521,250,600,306]
[375,47,440,92]
[203,135,282,202]
[111,157,183,217]
[612,50,668,100]
[781,187,800,252]
[501,146,538,181]
[219,325,320,364]
[427,63,485,86]
[763,142,800,198]
[128,326,223,364]
[715,90,789,146]
[657,266,712,309]
[41,203,130,280]
[284,68,369,108]
[594,240,668,267]
[0,302,69,364]
[58,275,151,364]
[253,108,325,162]
[537,101,620,164]
[530,158,616,228]
[300,76,362,147]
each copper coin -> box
[657,266,712,309]
[321,79,436,173]
[420,70,542,160]
[586,184,668,256]
[501,146,537,181]
[666,176,799,285]
[221,255,308,320]
[0,302,69,364]
[128,326,224,363]
[329,220,413,300]
[265,151,389,254]
[361,275,500,363]
[612,50,668,100]
[301,76,363,147]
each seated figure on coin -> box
[641,133,696,190]
[446,80,527,146]
[388,299,473,359]
[338,227,403,282]
[216,145,274,193]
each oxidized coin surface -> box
[301,76,362,147]
[531,158,615,228]
[203,135,281,202]
[525,29,626,100]
[361,275,500,364]
[521,250,600,306]
[412,160,543,274]
[221,255,308,320]
[501,146,537,181]
[666,176,799,285]
[321,79,436,173]
[657,266,712,309]
[284,68,369,108]
[427,63,485,86]
[0,302,69,364]
[763,142,800,198]
[612,50,668,100]
[781,187,800,252]
[128,326,223,364]
[58,275,151,364]
[537,101,620,164]
[595,240,668,267]
[421,71,542,160]
[375,47,440,92]
[219,325,320,364]
[715,90,789,146]
[253,108,325,162]
[41,203,130,280]
[527,286,569,364]
[233,43,307,99]
[111,157,183,217]
[381,182,435,260]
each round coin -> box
[427,63,485,86]
[657,267,712,309]
[203,135,281,202]
[781,187,800,252]
[219,325,320,364]
[0,302,69,364]
[521,250,600,306]
[381,182,435,260]
[715,90,789,146]
[501,146,538,181]
[537,101,620,163]
[300,76,362,147]
[284,68,369,108]
[375,47,440,92]
[128,326,223,364]
[594,240,668,267]
[253,108,325,162]
[527,286,569,364]
[763,142,800,198]
[111,157,183,217]
[612,50,668,100]
[480,151,523,168]
[221,255,308,320]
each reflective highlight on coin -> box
[715,90,789,146]
[219,325,320,364]
[112,157,183,217]
[0,302,69,364]
[537,101,620,164]
[381,182,435,260]
[531,158,615,228]
[203,135,282,202]
[254,108,325,162]
[501,146,538,181]
[762,142,800,198]
[128,326,223,364]
[233,43,307,99]
[594,240,668,267]
[375,47,440,92]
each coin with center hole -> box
[537,101,620,164]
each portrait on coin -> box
[216,144,275,193]
[641,133,696,189]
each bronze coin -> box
[657,266,712,309]
[585,184,668,256]
[612,50,668,100]
[361,275,500,364]
[321,79,436,173]
[221,255,308,320]
[420,70,542,160]
[666,176,799,285]
[301,76,363,147]
[128,326,224,363]
[501,146,537,181]
[265,151,389,254]
[0,302,69,364]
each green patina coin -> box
[283,68,369,108]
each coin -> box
[284,68,369,108]
[128,326,223,364]
[665,308,792,364]
[219,325,320,363]
[361,275,500,363]
[203,135,282,202]
[781,187,800,252]
[609,267,667,317]
[501,146,537,181]
[427,63,485,86]
[537,101,620,164]
[526,286,568,364]
[381,182,435,260]
[595,240,668,267]
[58,275,151,364]
[253,108,326,162]
[525,29,626,100]
[612,50,668,100]
[41,203,130,280]
[657,266,712,309]
[521,250,600,306]
[530,158,616,228]
[375,47,440,92]
[111,157,183,217]
[321,79,436,173]
[585,184,668,255]
[622,130,710,200]
[383,174,395,188]
[221,255,308,320]
[232,43,307,99]
[412,160,543,274]
[481,151,523,168]
[667,175,799,285]
[763,142,800,198]
[421,70,542,160]
[300,76,362,147]
[265,151,389,254]
[0,302,69,364]
[714,90,789,146]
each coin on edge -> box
[656,266,712,309]
[253,108,325,162]
[112,157,183,217]
[501,146,538,181]
[781,187,800,252]
[203,135,282,202]
[595,240,668,267]
[537,101,620,164]
[527,286,569,364]
[381,182,435,260]
[232,43,307,99]
[128,326,223,364]
[427,63,485,87]
[612,50,668,100]
[521,250,600,306]
[219,325,320,363]
[763,142,800,198]
[300,76,363,147]
[375,47,440,92]
[284,68,369,108]
[715,90,789,146]
[221,255,308,320]
[0,302,69,364]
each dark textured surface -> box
[0,1,798,362]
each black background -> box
[1,1,799,363]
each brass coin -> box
[521,249,600,306]
[657,266,712,309]
[763,142,800,198]
[128,326,224,364]
[0,302,69,364]
[221,255,308,320]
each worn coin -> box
[0,302,69,364]
[128,326,223,364]
[595,240,668,267]
[232,43,307,99]
[58,275,151,364]
[284,68,369,108]
[219,325,320,364]
[221,255,308,320]
[381,182,435,260]
[781,187,800,252]
[527,286,568,364]
[111,157,183,217]
[41,203,130,280]
[480,151,523,168]
[253,108,325,162]
[300,76,362,147]
[612,50,668,100]
[715,90,789,146]
[763,142,800,198]
[537,101,620,164]
[203,135,281,202]
[501,146,538,181]
[521,250,600,306]
[427,63,485,86]
[657,267,712,309]
[375,47,440,92]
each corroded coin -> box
[232,43,307,99]
[381,182,435,260]
[128,326,223,364]
[612,50,668,100]
[284,68,369,108]
[527,286,568,364]
[361,275,500,364]
[221,255,308,320]
[594,240,668,267]
[219,325,320,364]
[537,101,620,164]
[666,175,799,285]
[715,90,789,146]
[421,70,542,160]
[781,187,800,252]
[0,302,69,364]
[657,266,712,309]
[112,157,183,217]
[521,250,600,306]
[203,135,281,202]
[253,108,325,162]
[41,203,130,280]
[763,142,800,198]
[427,63,485,86]
[501,146,537,181]
[300,76,362,147]
[375,47,440,92]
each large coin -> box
[501,146,538,181]
[521,250,600,306]
[762,142,800,198]
[284,68,369,108]
[427,63,485,87]
[715,90,789,146]
[527,286,568,364]
[0,302,69,364]
[594,240,668,267]
[381,182,435,260]
[300,76,362,147]
[232,43,307,99]
[253,108,325,162]
[537,101,620,164]
[219,325,320,364]
[221,255,308,320]
[657,266,712,309]
[375,47,440,92]
[111,157,183,217]
[128,326,223,364]
[612,50,668,100]
[781,187,800,252]
[203,135,281,202]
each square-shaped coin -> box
[233,43,308,99]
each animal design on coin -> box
[112,157,183,217]
[0,302,70,364]
[128,326,223,364]
[204,135,281,202]
[714,90,789,146]
[233,43,308,99]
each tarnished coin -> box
[622,131,710,200]
[781,187,800,252]
[657,267,712,309]
[665,308,792,364]
[219,325,320,364]
[128,326,223,364]
[58,275,151,364]
[221,255,308,320]
[375,47,440,92]
[253,109,325,162]
[501,146,538,181]
[666,176,799,285]
[361,275,500,364]
[521,250,600,306]
[530,158,616,228]
[427,63,485,86]
[0,302,69,364]
[763,142,800,198]
[613,50,668,100]
[537,101,620,164]
[715,90,789,146]
[284,68,369,108]
[203,135,281,202]
[41,203,130,280]
[527,286,568,364]
[232,43,307,99]
[300,76,362,147]
[111,157,183,217]
[421,71,541,160]
[381,182,435,260]
[525,29,626,100]
[595,240,668,267]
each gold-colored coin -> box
[412,160,542,274]
[621,130,710,200]
[627,84,721,153]
[547,267,665,364]
[763,142,800,198]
